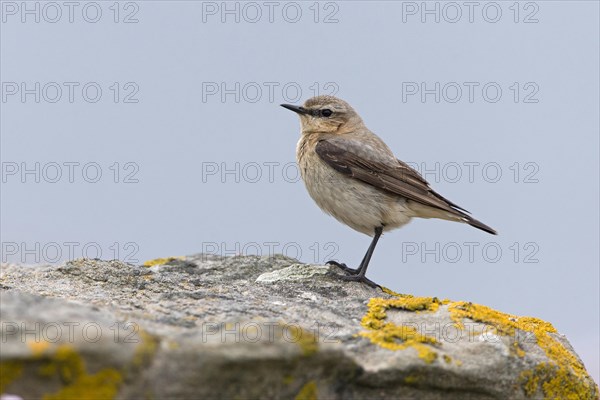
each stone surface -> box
[0,255,598,399]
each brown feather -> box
[315,139,497,235]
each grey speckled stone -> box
[0,255,597,400]
[256,263,332,283]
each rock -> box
[0,255,598,399]
[255,263,331,283]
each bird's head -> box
[281,95,363,135]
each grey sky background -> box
[1,0,598,383]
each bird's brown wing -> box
[394,158,471,214]
[314,138,468,217]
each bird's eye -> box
[321,109,333,117]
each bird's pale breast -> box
[296,136,413,236]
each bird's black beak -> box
[280,104,309,115]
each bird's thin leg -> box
[340,226,383,287]
[357,226,384,276]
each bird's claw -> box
[340,274,381,289]
[326,260,380,288]
[326,260,360,275]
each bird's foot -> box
[326,260,360,275]
[340,274,381,289]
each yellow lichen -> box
[512,341,526,358]
[443,355,452,364]
[29,340,52,356]
[448,301,598,399]
[37,345,84,381]
[360,293,597,398]
[364,296,441,321]
[518,362,599,400]
[403,374,420,385]
[539,363,596,400]
[284,325,318,356]
[294,381,317,400]
[132,330,159,369]
[38,345,122,400]
[0,360,23,394]
[44,370,122,400]
[143,256,184,267]
[520,368,541,397]
[359,296,440,363]
[381,286,413,298]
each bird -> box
[281,95,497,288]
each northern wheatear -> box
[281,95,496,287]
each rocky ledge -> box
[0,255,598,399]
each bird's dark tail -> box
[464,215,497,235]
